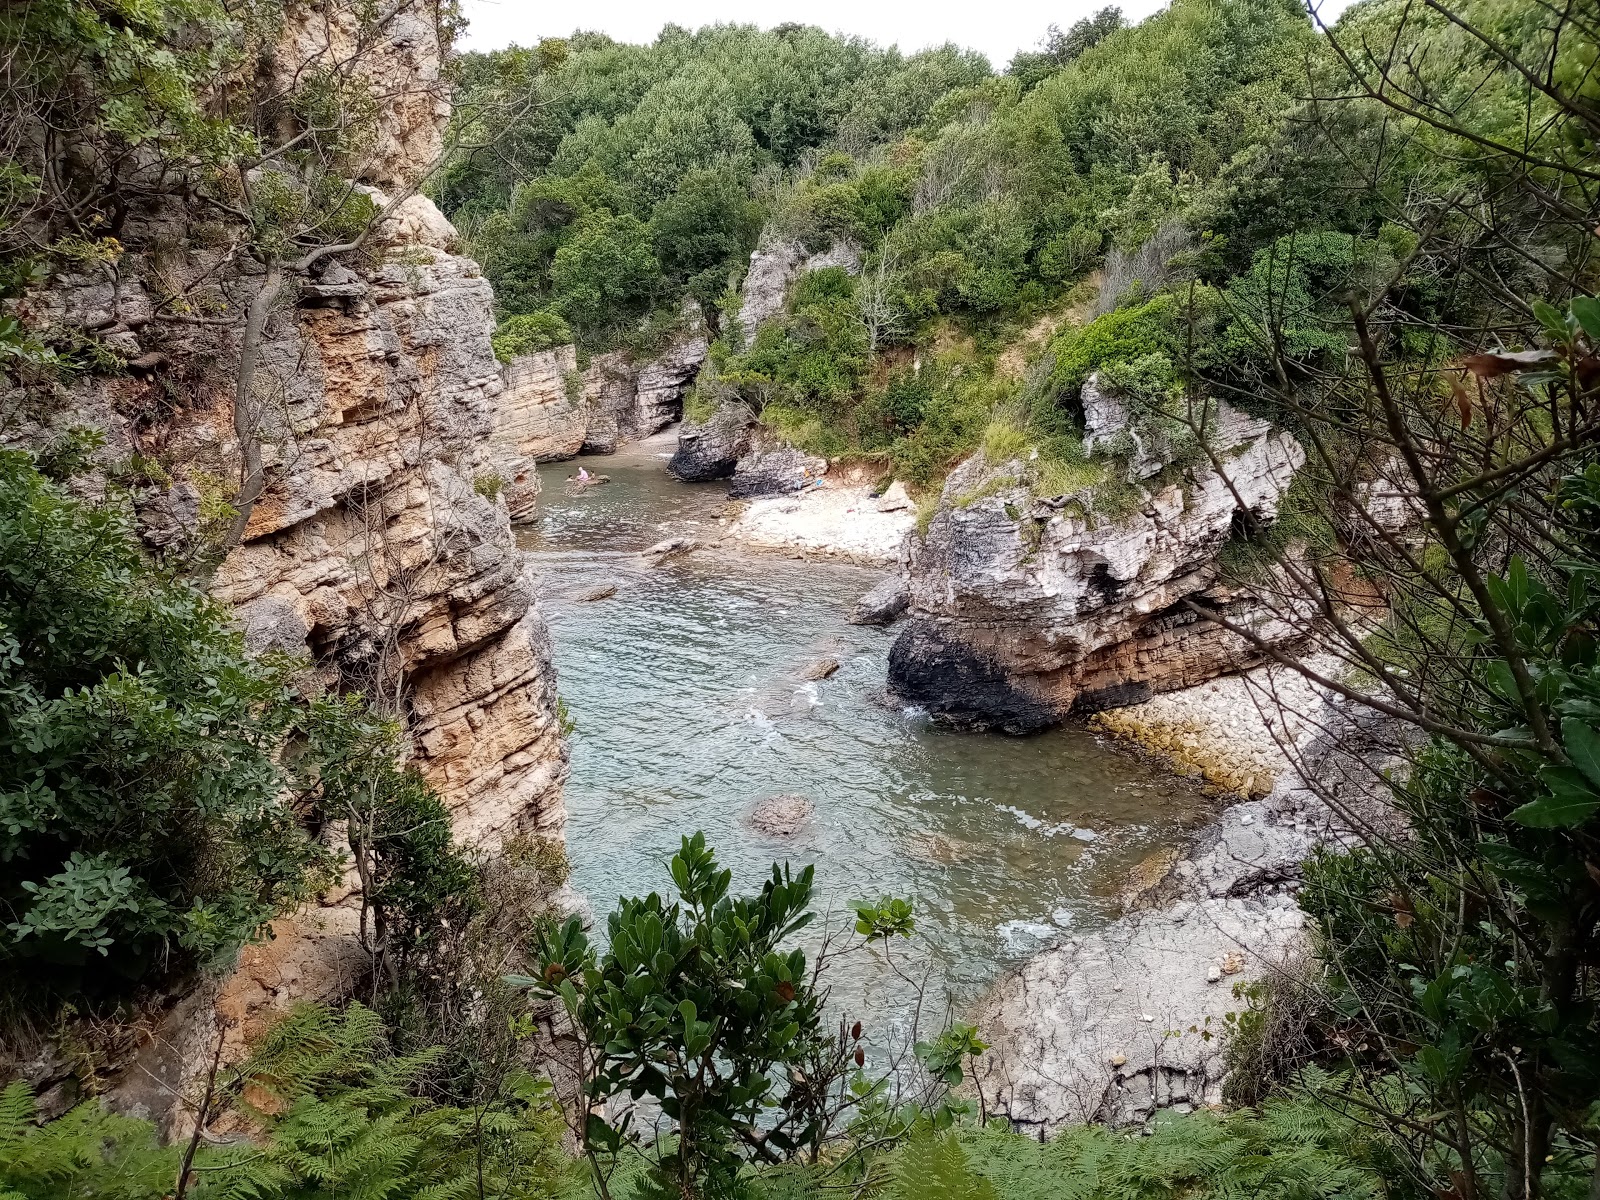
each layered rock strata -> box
[888,387,1308,731]
[7,0,568,1131]
[491,327,707,514]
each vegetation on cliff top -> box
[2,0,1599,1196]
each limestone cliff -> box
[888,381,1308,731]
[6,0,566,1130]
[490,315,707,515]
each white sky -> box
[458,0,1356,68]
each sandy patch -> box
[726,479,915,565]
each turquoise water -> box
[520,438,1213,1024]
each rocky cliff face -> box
[7,0,567,1130]
[734,237,861,340]
[490,325,707,513]
[888,383,1308,731]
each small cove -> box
[519,434,1216,1024]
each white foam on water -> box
[995,803,1043,830]
[998,919,1060,954]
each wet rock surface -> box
[850,576,910,625]
[669,403,756,481]
[745,793,816,837]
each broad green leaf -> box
[1532,299,1569,336]
[1561,718,1600,789]
[1509,767,1600,827]
[1570,295,1600,340]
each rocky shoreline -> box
[973,662,1405,1133]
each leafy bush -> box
[518,834,834,1197]
[491,311,573,362]
[0,451,330,1002]
[1047,294,1180,394]
[549,209,662,336]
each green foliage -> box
[205,1003,571,1200]
[0,452,330,1001]
[0,1080,182,1200]
[549,209,662,337]
[1215,231,1395,378]
[302,697,481,975]
[889,1131,997,1200]
[517,834,846,1197]
[2,1003,574,1200]
[722,267,868,419]
[651,167,764,314]
[491,310,574,362]
[1048,295,1180,395]
[1007,9,1126,91]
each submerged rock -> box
[642,536,698,562]
[745,793,815,837]
[849,576,910,625]
[669,403,755,481]
[575,584,617,602]
[802,657,840,680]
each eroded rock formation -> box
[735,237,861,339]
[490,325,707,511]
[5,0,568,1131]
[976,674,1404,1133]
[888,385,1308,731]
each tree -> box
[1007,8,1126,90]
[549,209,662,337]
[0,451,330,1002]
[519,834,826,1198]
[1162,0,1600,1191]
[650,168,763,323]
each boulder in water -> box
[745,793,815,837]
[576,584,617,602]
[642,536,698,562]
[669,403,755,481]
[802,657,840,680]
[849,576,909,626]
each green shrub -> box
[0,451,331,1003]
[491,311,572,362]
[1047,294,1179,394]
[550,210,662,336]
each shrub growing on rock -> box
[0,451,333,1003]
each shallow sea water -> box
[520,435,1214,1026]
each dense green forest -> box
[3,0,1599,1196]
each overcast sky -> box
[458,0,1354,70]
